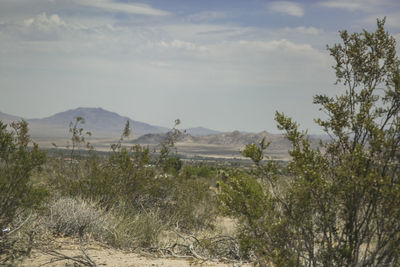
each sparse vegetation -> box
[0,120,48,265]
[1,18,399,267]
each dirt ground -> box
[20,236,253,267]
[22,247,252,267]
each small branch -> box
[7,210,32,235]
[80,238,97,267]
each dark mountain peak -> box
[27,107,168,137]
[48,107,128,122]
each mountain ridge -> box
[0,108,221,138]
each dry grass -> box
[46,196,105,237]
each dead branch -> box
[40,250,94,266]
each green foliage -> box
[220,18,400,266]
[181,164,214,180]
[0,120,47,227]
[158,119,183,172]
[48,119,217,233]
[241,137,269,165]
[102,209,165,249]
[67,117,92,159]
[170,176,217,230]
[0,120,48,265]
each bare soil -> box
[21,237,252,266]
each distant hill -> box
[0,109,326,160]
[0,108,222,139]
[184,127,220,136]
[132,130,289,147]
[27,107,169,137]
[0,111,23,124]
[132,130,325,154]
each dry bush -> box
[46,196,105,237]
[102,209,166,249]
[45,196,167,249]
[0,210,44,266]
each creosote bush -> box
[0,120,48,265]
[0,120,47,227]
[220,18,400,266]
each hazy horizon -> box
[1,0,400,133]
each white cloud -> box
[186,11,228,22]
[267,1,304,17]
[24,12,66,29]
[283,26,323,35]
[159,39,209,52]
[217,39,327,64]
[0,2,339,133]
[359,13,400,29]
[76,0,170,16]
[318,0,395,12]
[319,1,365,11]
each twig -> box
[79,227,97,267]
[41,250,92,266]
[189,244,207,260]
[7,210,33,235]
[80,239,97,267]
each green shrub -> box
[0,120,47,227]
[181,164,214,180]
[168,177,218,231]
[0,120,47,265]
[220,19,400,266]
[47,119,219,245]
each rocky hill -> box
[184,127,220,136]
[132,130,292,149]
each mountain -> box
[0,109,324,160]
[131,130,324,159]
[184,127,220,136]
[26,107,169,138]
[0,111,23,124]
[133,130,289,147]
[1,108,222,139]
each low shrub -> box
[46,196,105,237]
[0,120,47,227]
[103,209,165,248]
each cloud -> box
[267,1,304,17]
[186,11,228,22]
[0,12,70,41]
[318,1,365,11]
[283,26,323,35]
[76,0,170,16]
[359,13,400,29]
[227,39,325,59]
[0,2,339,133]
[318,0,395,12]
[24,12,66,28]
[159,40,209,52]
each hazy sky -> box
[1,0,400,133]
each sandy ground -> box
[20,226,252,267]
[21,246,252,267]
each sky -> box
[1,0,400,133]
